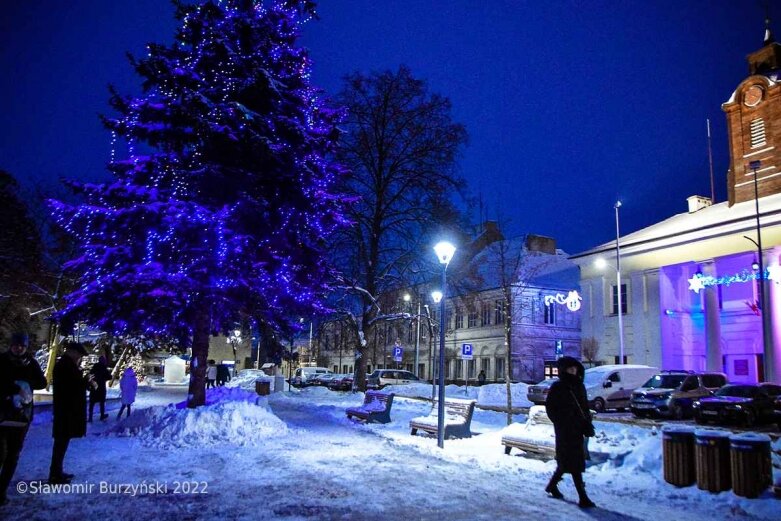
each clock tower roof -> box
[748,16,781,77]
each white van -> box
[291,367,331,387]
[583,364,658,412]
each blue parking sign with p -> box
[393,346,403,361]
[462,343,473,359]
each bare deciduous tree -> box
[581,337,600,365]
[332,66,468,391]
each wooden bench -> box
[409,398,476,439]
[501,405,556,457]
[346,390,394,424]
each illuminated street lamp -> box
[433,241,455,449]
[748,160,773,381]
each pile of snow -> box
[108,387,287,448]
[477,382,532,408]
[226,369,271,390]
[379,382,532,409]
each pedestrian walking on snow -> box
[206,360,217,389]
[50,342,89,484]
[0,333,47,506]
[117,367,138,419]
[88,356,111,421]
[544,356,596,508]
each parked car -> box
[583,364,659,412]
[291,367,331,387]
[630,371,728,419]
[693,383,781,427]
[527,378,558,405]
[310,373,339,386]
[328,374,354,391]
[366,369,420,390]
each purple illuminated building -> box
[571,21,781,383]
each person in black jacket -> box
[88,356,111,422]
[544,356,596,508]
[0,333,47,506]
[49,341,88,484]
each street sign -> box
[393,345,403,362]
[461,343,473,360]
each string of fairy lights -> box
[51,0,345,340]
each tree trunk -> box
[505,297,513,425]
[187,304,210,408]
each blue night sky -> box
[0,1,768,253]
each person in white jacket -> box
[117,368,138,419]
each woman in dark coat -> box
[544,356,596,508]
[50,342,88,484]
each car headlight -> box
[727,404,742,410]
[692,401,700,408]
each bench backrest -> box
[364,390,393,406]
[432,399,476,420]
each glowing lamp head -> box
[615,200,622,209]
[594,258,607,270]
[433,241,456,266]
[431,290,443,304]
[403,294,411,302]
[752,260,760,271]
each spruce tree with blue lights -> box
[51,0,346,407]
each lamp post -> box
[595,254,625,365]
[430,292,442,402]
[614,201,625,365]
[749,160,773,381]
[404,293,422,378]
[227,328,242,376]
[433,241,456,449]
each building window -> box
[543,301,556,325]
[333,365,338,373]
[611,284,628,315]
[455,307,464,329]
[495,357,505,380]
[468,308,478,328]
[481,302,491,326]
[445,359,451,379]
[467,359,476,379]
[455,359,463,379]
[480,357,490,375]
[494,300,506,324]
[750,118,767,149]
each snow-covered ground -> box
[5,384,779,520]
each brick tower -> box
[724,17,781,206]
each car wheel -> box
[592,398,605,413]
[695,414,707,425]
[671,403,685,420]
[633,410,648,419]
[744,410,756,427]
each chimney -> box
[687,195,712,213]
[525,234,557,254]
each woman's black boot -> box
[545,470,564,499]
[573,473,595,508]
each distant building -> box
[317,231,581,383]
[571,21,781,383]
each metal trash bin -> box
[663,425,696,487]
[730,433,772,499]
[255,379,271,396]
[694,429,731,492]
